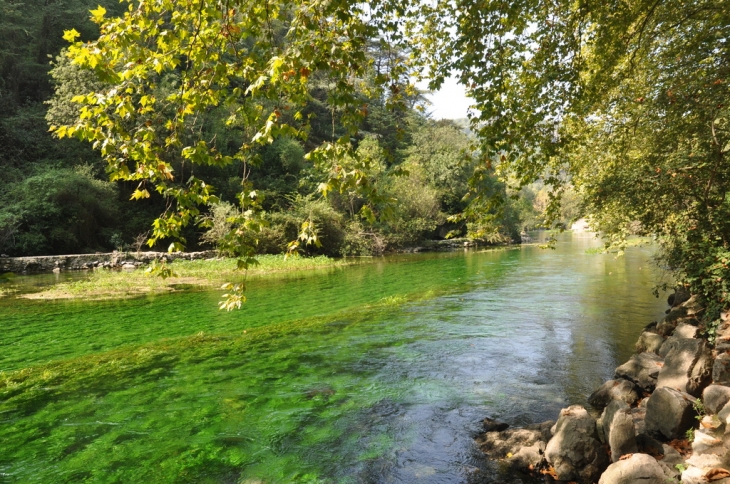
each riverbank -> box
[477,290,730,483]
[7,255,356,301]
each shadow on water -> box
[0,233,667,483]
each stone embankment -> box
[0,251,216,274]
[477,288,730,483]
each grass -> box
[21,255,357,301]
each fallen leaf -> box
[705,468,730,481]
[667,439,692,456]
[540,466,559,479]
[619,453,633,461]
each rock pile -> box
[476,290,730,483]
[0,250,216,274]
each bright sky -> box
[419,76,472,120]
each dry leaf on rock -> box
[705,468,730,481]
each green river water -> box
[0,233,668,483]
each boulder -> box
[714,353,730,385]
[691,429,725,455]
[635,331,665,354]
[719,400,730,425]
[608,409,638,462]
[703,385,730,415]
[656,307,688,336]
[682,295,704,317]
[655,337,712,396]
[630,406,646,436]
[644,387,698,440]
[481,417,509,432]
[601,400,629,444]
[614,352,664,392]
[673,322,698,339]
[637,433,664,455]
[668,287,691,307]
[587,379,640,409]
[597,453,668,484]
[544,405,608,483]
[657,335,680,358]
[476,420,554,472]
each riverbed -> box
[0,233,667,483]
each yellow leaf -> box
[90,5,106,22]
[130,189,151,200]
[62,29,81,43]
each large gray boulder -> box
[614,352,664,392]
[703,385,730,415]
[608,409,638,462]
[658,335,681,358]
[673,322,698,338]
[718,399,730,426]
[655,337,712,396]
[644,387,698,440]
[544,405,608,483]
[588,379,640,410]
[601,400,629,444]
[630,406,646,436]
[635,331,665,354]
[598,453,669,484]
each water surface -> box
[0,234,667,483]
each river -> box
[0,233,667,483]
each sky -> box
[419,76,472,120]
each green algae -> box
[0,236,671,483]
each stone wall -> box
[0,251,217,274]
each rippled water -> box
[0,234,667,483]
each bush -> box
[0,165,119,255]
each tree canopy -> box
[50,0,730,319]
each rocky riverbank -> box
[0,250,216,274]
[477,289,730,483]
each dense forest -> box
[0,0,575,259]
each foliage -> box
[200,201,239,255]
[407,0,730,315]
[0,165,119,255]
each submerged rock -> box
[544,405,608,483]
[481,417,509,432]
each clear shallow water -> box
[0,234,667,483]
